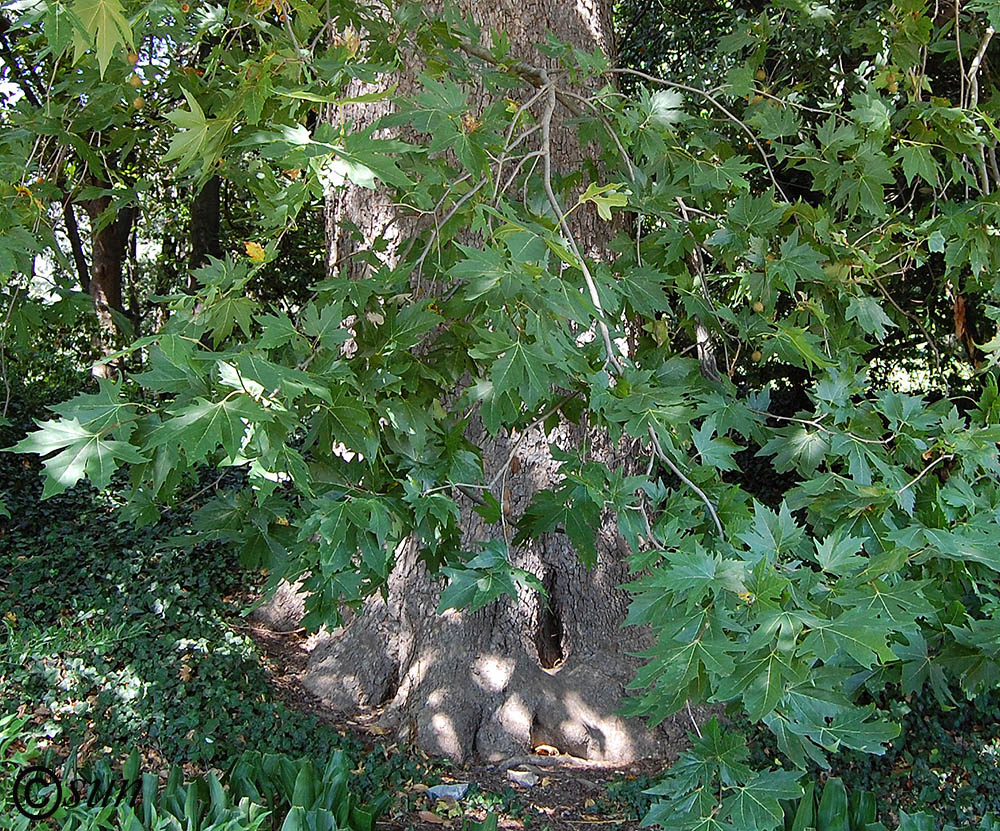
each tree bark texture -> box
[188,176,223,281]
[81,188,136,378]
[298,0,696,764]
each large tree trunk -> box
[299,0,693,764]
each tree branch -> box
[0,25,42,109]
[608,67,790,202]
[62,197,90,292]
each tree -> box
[300,0,685,763]
[8,0,1000,827]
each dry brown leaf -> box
[417,810,447,824]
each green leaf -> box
[163,88,231,172]
[769,231,825,294]
[517,487,600,567]
[791,702,899,754]
[771,325,834,370]
[48,377,137,434]
[44,2,78,58]
[846,296,895,342]
[647,89,684,128]
[257,312,306,350]
[577,182,630,221]
[790,781,814,831]
[715,649,800,721]
[921,525,1000,571]
[814,532,866,576]
[285,0,321,27]
[452,245,516,301]
[9,417,148,498]
[738,501,805,564]
[817,777,848,831]
[301,298,349,350]
[692,422,741,472]
[621,267,671,317]
[203,294,256,345]
[491,340,553,411]
[722,770,802,830]
[899,144,939,187]
[148,396,272,463]
[437,542,524,613]
[71,0,132,77]
[323,389,375,457]
[799,608,897,668]
[759,425,830,475]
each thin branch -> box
[686,700,703,738]
[751,407,895,446]
[486,394,578,490]
[898,454,955,494]
[413,175,488,280]
[452,40,727,540]
[967,25,994,109]
[538,79,621,373]
[0,28,43,108]
[647,428,725,539]
[676,197,724,381]
[957,0,967,107]
[608,67,790,202]
[457,40,583,117]
[868,270,941,376]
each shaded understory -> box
[3,366,1000,829]
[0,369,666,829]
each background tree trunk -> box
[81,188,136,378]
[298,0,697,764]
[188,176,223,282]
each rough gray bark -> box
[295,0,695,764]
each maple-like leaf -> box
[71,0,132,77]
[147,396,272,463]
[163,88,232,172]
[9,417,148,498]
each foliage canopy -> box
[4,0,1000,826]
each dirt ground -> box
[244,624,674,831]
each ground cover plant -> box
[0,369,346,768]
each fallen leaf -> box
[417,810,447,824]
